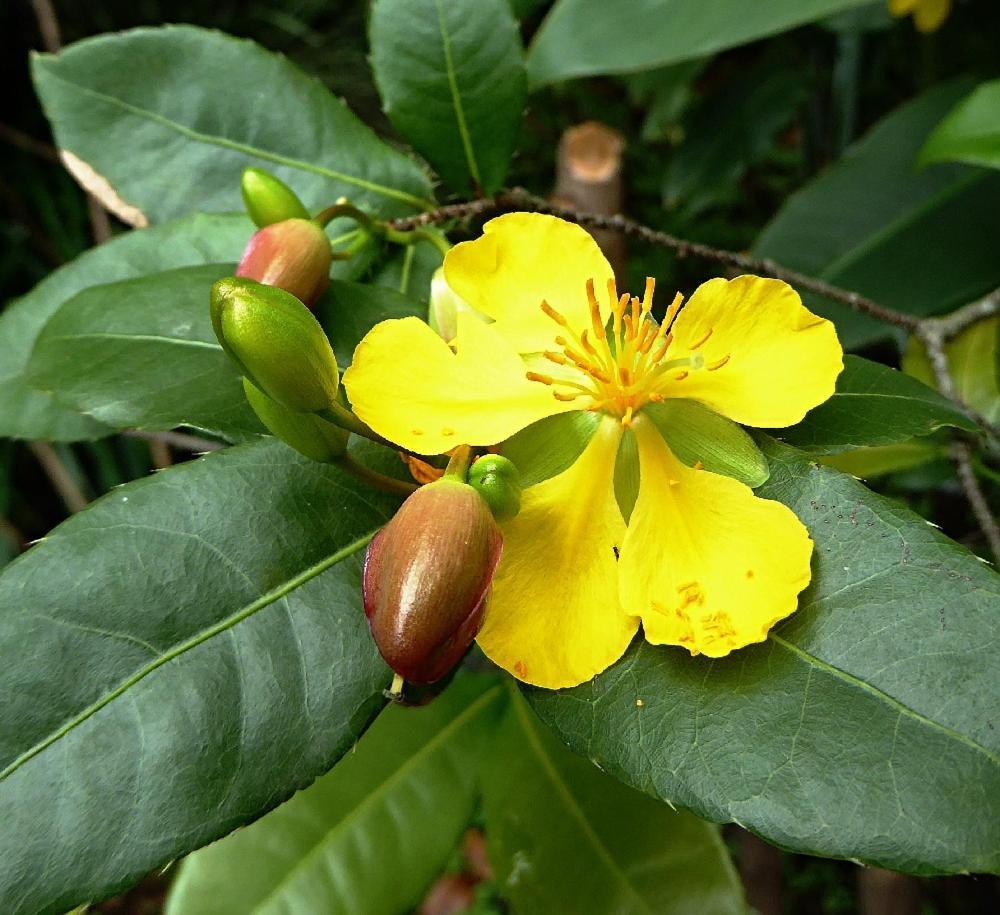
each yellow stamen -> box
[553,391,582,401]
[641,277,655,315]
[586,278,604,337]
[707,354,731,371]
[622,405,634,427]
[690,327,713,349]
[526,371,553,385]
[544,350,569,365]
[663,291,684,328]
[674,370,688,381]
[540,300,569,327]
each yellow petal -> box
[444,212,616,354]
[888,0,918,15]
[478,418,638,689]
[620,418,813,658]
[344,314,574,455]
[656,275,843,428]
[913,0,951,31]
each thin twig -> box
[28,442,88,514]
[389,189,921,330]
[951,442,1000,562]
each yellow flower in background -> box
[345,214,843,689]
[888,0,952,32]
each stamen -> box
[663,292,684,328]
[674,370,688,381]
[586,279,604,337]
[540,300,569,327]
[580,329,599,357]
[544,350,569,365]
[641,277,655,315]
[707,354,730,371]
[553,391,582,402]
[622,405,634,427]
[651,334,672,364]
[690,327,713,349]
[619,366,632,386]
[525,371,554,385]
[649,392,665,403]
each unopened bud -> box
[240,167,310,227]
[243,378,349,462]
[211,277,340,413]
[236,218,333,307]
[428,267,484,342]
[363,479,503,684]
[469,455,522,522]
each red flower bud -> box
[235,218,332,306]
[363,479,503,684]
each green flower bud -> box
[363,479,503,684]
[243,378,349,462]
[469,455,522,522]
[240,167,310,227]
[428,267,484,341]
[211,276,340,413]
[236,218,332,307]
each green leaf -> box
[529,441,1000,875]
[31,26,433,225]
[0,213,251,441]
[317,279,426,368]
[0,439,401,914]
[645,399,770,487]
[755,81,1000,348]
[483,686,745,915]
[167,675,504,915]
[526,0,871,86]
[903,316,1000,426]
[26,264,263,439]
[370,0,526,194]
[775,355,977,453]
[920,80,1000,171]
[662,60,807,219]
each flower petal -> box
[620,417,813,657]
[344,314,573,455]
[656,275,843,428]
[478,418,638,689]
[913,0,951,32]
[444,212,616,354]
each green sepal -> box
[500,411,600,487]
[469,455,522,522]
[613,427,640,522]
[240,167,310,227]
[243,378,349,462]
[211,276,340,413]
[643,399,770,488]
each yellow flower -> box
[344,214,843,689]
[888,0,952,32]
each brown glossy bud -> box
[236,218,332,306]
[363,479,503,684]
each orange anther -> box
[707,354,730,371]
[674,370,688,381]
[525,371,554,385]
[690,327,714,349]
[540,300,568,326]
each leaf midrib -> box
[512,687,657,915]
[0,529,378,782]
[36,65,434,211]
[251,684,503,914]
[432,0,481,187]
[770,634,999,766]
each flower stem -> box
[443,445,473,482]
[335,455,417,497]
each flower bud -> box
[240,167,310,227]
[211,276,340,413]
[469,455,522,522]
[428,267,484,342]
[236,218,333,307]
[363,479,503,684]
[243,378,349,462]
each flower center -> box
[525,277,729,425]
